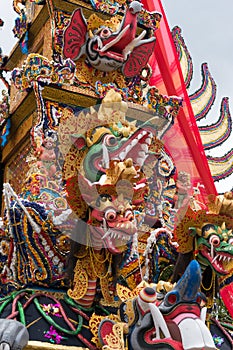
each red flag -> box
[142,0,217,197]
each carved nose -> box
[145,287,156,296]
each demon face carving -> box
[63,1,156,77]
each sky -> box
[0,0,233,193]
[162,0,233,193]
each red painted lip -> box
[163,303,201,322]
[92,128,153,174]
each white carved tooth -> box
[131,139,138,147]
[145,137,152,145]
[195,318,216,350]
[119,151,126,161]
[136,157,144,167]
[141,144,148,153]
[102,218,108,233]
[122,30,146,58]
[125,144,132,154]
[212,254,219,264]
[138,151,146,158]
[178,318,215,350]
[102,229,111,239]
[200,307,207,323]
[149,303,171,340]
[102,143,110,169]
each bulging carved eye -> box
[209,234,220,247]
[125,210,134,221]
[100,27,112,38]
[166,291,179,306]
[105,208,117,221]
[104,134,118,147]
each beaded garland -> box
[189,63,217,121]
[9,201,66,287]
[11,53,76,91]
[0,90,9,123]
[200,97,232,150]
[87,0,162,31]
[0,188,70,295]
[172,26,193,89]
[172,26,233,185]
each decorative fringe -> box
[143,227,173,282]
[3,183,41,234]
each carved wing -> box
[123,38,156,78]
[63,8,87,61]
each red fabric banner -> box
[142,0,217,198]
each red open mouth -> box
[93,128,153,174]
[98,48,125,62]
[200,245,231,275]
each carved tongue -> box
[116,4,138,49]
[101,2,139,53]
